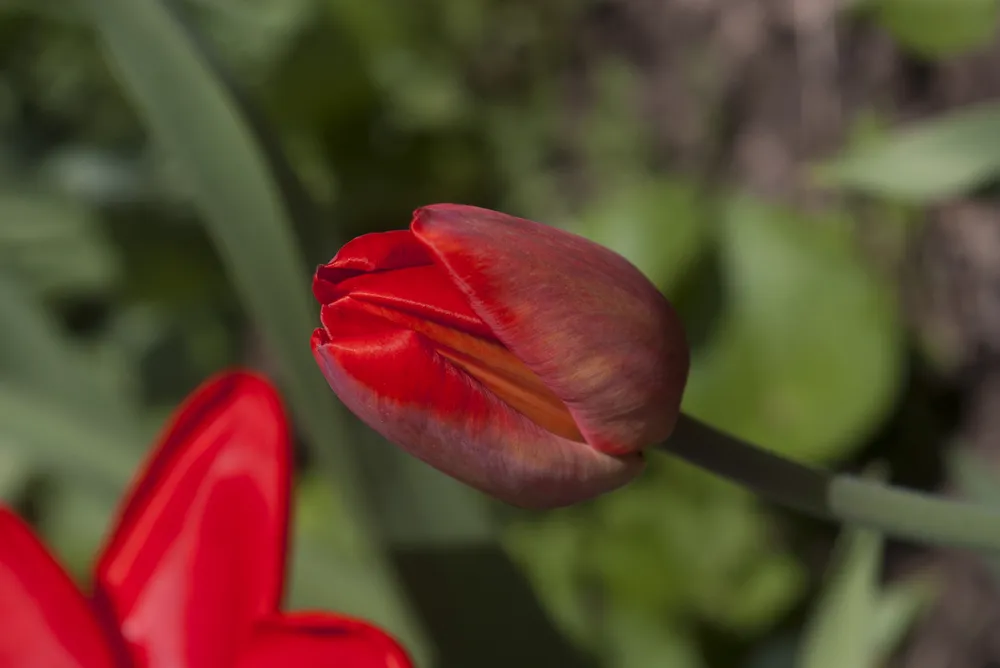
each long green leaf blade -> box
[798,526,883,668]
[73,0,427,655]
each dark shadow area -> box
[391,544,598,668]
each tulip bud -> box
[312,204,689,508]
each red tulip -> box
[312,204,689,508]
[0,371,411,668]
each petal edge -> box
[0,509,117,668]
[238,613,413,668]
[95,370,292,668]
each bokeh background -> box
[2,0,1000,666]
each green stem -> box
[662,414,1000,553]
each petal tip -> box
[411,203,493,235]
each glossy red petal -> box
[312,300,642,508]
[312,230,431,305]
[0,509,118,668]
[236,613,412,668]
[320,288,582,442]
[412,204,690,455]
[94,371,291,668]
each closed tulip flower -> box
[312,204,689,508]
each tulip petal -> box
[412,204,690,455]
[312,302,643,508]
[94,371,291,668]
[313,231,495,339]
[0,509,118,668]
[312,230,433,303]
[237,614,412,668]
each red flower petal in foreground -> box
[312,204,689,508]
[0,509,117,668]
[0,371,411,668]
[237,614,412,668]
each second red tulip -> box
[312,204,689,508]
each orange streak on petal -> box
[435,346,584,443]
[344,296,585,443]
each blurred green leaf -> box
[293,474,533,668]
[509,460,806,654]
[353,430,495,546]
[724,552,807,633]
[605,610,703,668]
[0,273,126,419]
[324,0,409,55]
[0,448,28,503]
[797,521,929,668]
[0,191,119,295]
[797,526,883,668]
[579,60,648,184]
[196,0,317,78]
[870,577,935,660]
[79,0,350,471]
[41,485,118,581]
[292,473,370,558]
[289,476,417,629]
[324,0,469,129]
[504,514,594,643]
[573,178,709,295]
[489,98,568,221]
[683,198,903,462]
[868,0,998,57]
[40,146,153,206]
[75,0,351,483]
[610,466,805,632]
[0,381,137,488]
[817,103,1000,201]
[947,448,1000,581]
[949,448,1000,508]
[290,537,415,624]
[74,0,447,656]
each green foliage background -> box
[0,0,997,666]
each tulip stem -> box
[663,414,1000,554]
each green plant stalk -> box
[75,0,429,656]
[664,414,1000,553]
